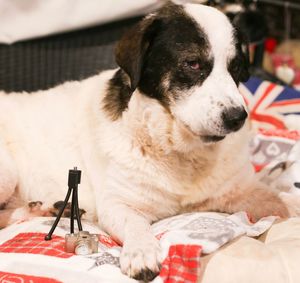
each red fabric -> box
[254,164,268,172]
[0,271,61,283]
[0,233,72,258]
[258,128,300,140]
[250,112,286,129]
[252,83,276,113]
[249,83,287,129]
[251,128,300,172]
[272,53,296,69]
[160,245,202,283]
[98,234,119,248]
[294,69,300,85]
[265,38,277,53]
[267,98,300,109]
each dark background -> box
[0,0,298,92]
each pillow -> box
[239,77,300,130]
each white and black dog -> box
[0,2,299,281]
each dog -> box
[0,2,299,281]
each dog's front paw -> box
[248,197,289,222]
[120,233,163,282]
[28,201,50,216]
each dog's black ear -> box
[239,36,250,82]
[234,25,250,82]
[231,12,255,83]
[115,15,161,91]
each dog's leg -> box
[0,142,18,206]
[187,182,290,222]
[0,201,51,228]
[219,185,290,222]
[98,203,162,281]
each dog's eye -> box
[184,60,200,70]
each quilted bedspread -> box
[0,77,300,283]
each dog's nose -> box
[222,107,248,132]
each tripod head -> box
[68,167,81,188]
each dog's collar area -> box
[202,135,226,143]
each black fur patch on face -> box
[138,5,213,105]
[105,2,250,121]
[103,69,132,121]
[228,27,250,85]
[104,2,214,120]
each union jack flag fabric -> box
[239,77,300,129]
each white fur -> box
[0,71,116,220]
[0,3,295,280]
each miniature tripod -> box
[45,167,83,240]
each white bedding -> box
[0,0,163,44]
[202,218,300,283]
[0,212,281,283]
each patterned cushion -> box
[240,77,300,129]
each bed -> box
[0,76,300,282]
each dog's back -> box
[0,70,115,219]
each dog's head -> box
[115,2,249,143]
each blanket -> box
[2,215,300,283]
[0,213,276,283]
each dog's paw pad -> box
[120,236,162,281]
[26,201,51,217]
[28,201,43,212]
[0,202,7,210]
[133,268,159,282]
[53,200,67,210]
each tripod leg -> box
[70,187,76,233]
[44,187,73,240]
[73,187,83,231]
